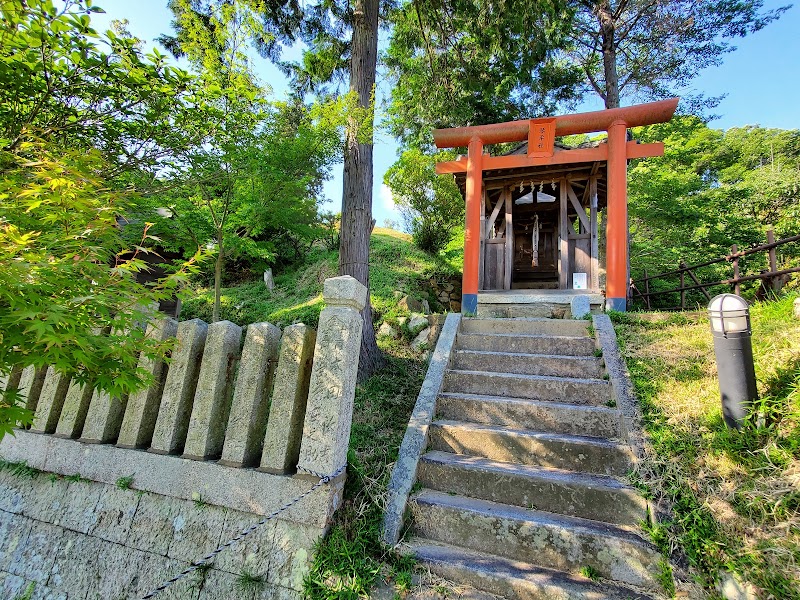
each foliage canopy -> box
[566,1,790,110]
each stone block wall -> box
[0,469,312,599]
[0,276,367,600]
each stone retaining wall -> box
[0,469,312,599]
[0,276,367,599]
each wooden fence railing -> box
[631,229,800,310]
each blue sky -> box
[95,0,800,225]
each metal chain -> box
[140,464,345,599]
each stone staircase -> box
[403,317,664,599]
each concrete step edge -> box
[457,332,591,342]
[418,451,647,526]
[445,369,611,386]
[463,317,582,323]
[411,489,652,549]
[435,393,623,441]
[437,392,619,415]
[431,419,629,450]
[419,450,635,491]
[460,318,592,334]
[453,349,602,362]
[405,538,657,600]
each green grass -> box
[12,582,35,600]
[0,459,41,479]
[181,229,460,329]
[613,292,800,598]
[235,570,265,593]
[115,475,134,490]
[580,565,601,582]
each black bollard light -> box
[708,294,759,429]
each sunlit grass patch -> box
[181,231,459,328]
[615,293,800,598]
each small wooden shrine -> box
[434,99,679,313]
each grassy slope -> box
[183,229,461,598]
[181,228,460,328]
[613,294,800,598]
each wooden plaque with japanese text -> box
[528,118,557,157]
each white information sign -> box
[573,272,588,290]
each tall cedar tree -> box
[163,0,385,378]
[569,0,790,109]
[340,0,383,377]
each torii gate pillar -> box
[605,119,629,312]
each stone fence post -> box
[296,276,367,478]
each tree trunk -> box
[213,236,223,322]
[597,2,620,109]
[340,0,383,380]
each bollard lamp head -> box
[708,293,750,336]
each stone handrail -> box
[382,312,461,545]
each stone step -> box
[443,370,612,406]
[460,318,591,338]
[417,451,647,527]
[456,333,596,356]
[452,350,604,379]
[437,393,621,439]
[428,420,633,476]
[410,490,662,592]
[406,538,655,600]
[511,281,560,290]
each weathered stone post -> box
[0,366,22,395]
[219,322,282,467]
[149,319,208,455]
[30,367,71,434]
[55,328,101,439]
[80,387,127,444]
[117,318,178,449]
[81,320,153,444]
[54,378,95,439]
[18,366,46,413]
[296,276,366,478]
[259,324,316,474]
[182,320,242,460]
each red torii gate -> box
[433,98,679,314]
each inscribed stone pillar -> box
[219,322,282,468]
[259,324,317,474]
[30,368,71,434]
[117,318,178,449]
[296,276,366,478]
[150,319,208,455]
[80,387,128,444]
[182,320,242,460]
[54,378,95,439]
[18,366,46,413]
[80,319,152,444]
